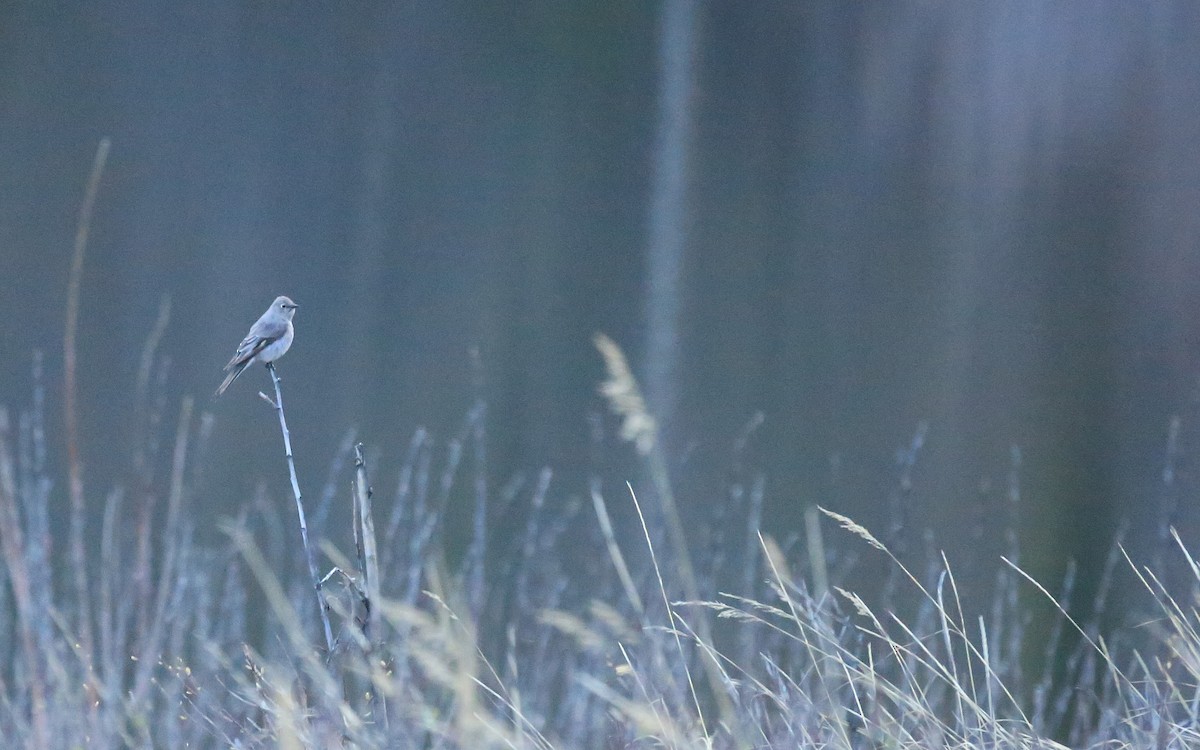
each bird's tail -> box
[214,361,249,398]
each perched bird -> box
[215,295,298,397]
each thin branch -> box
[265,362,335,655]
[133,294,172,476]
[354,442,388,729]
[63,136,109,721]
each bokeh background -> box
[4,2,1200,608]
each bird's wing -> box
[223,316,290,371]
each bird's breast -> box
[257,324,295,363]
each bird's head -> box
[273,295,299,320]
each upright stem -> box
[354,443,388,729]
[64,138,109,695]
[267,363,335,654]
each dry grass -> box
[0,332,1199,749]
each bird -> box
[215,295,298,397]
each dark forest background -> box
[4,2,1200,612]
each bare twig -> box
[133,294,172,476]
[354,442,388,729]
[264,362,335,655]
[63,137,109,692]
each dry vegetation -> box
[0,330,1198,750]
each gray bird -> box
[215,295,298,397]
